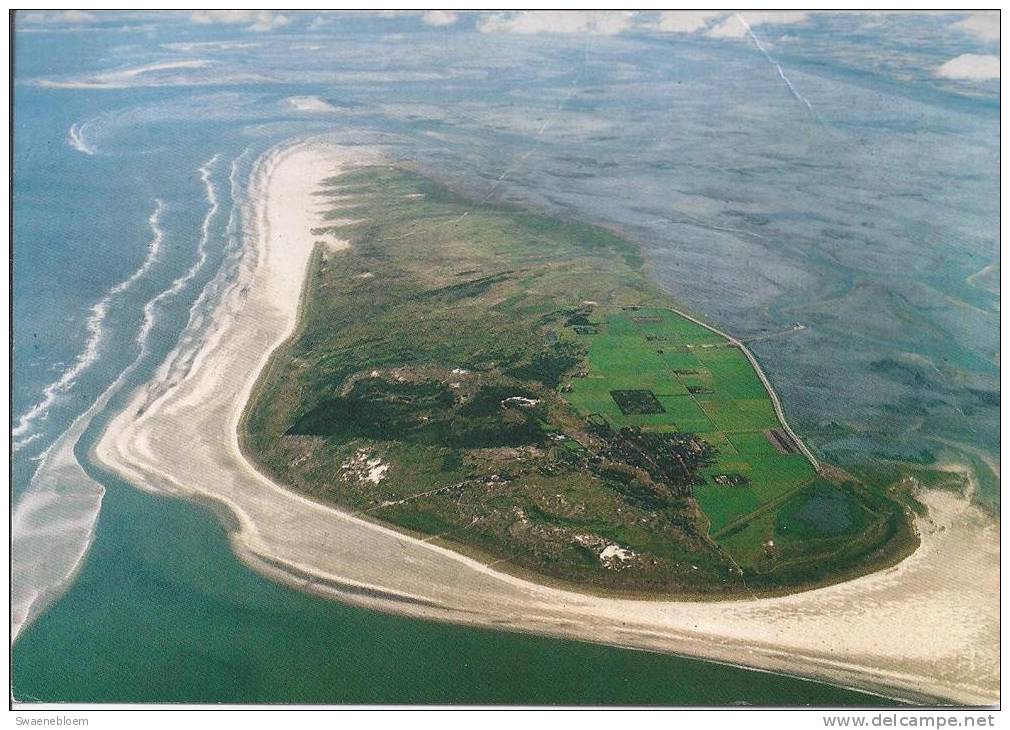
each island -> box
[243,163,915,595]
[95,142,999,705]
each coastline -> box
[93,140,999,706]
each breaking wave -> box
[12,200,166,446]
[12,153,230,641]
[136,154,221,351]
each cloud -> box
[190,10,252,24]
[57,10,97,24]
[707,12,809,39]
[652,11,721,34]
[249,14,290,32]
[952,12,1000,43]
[190,10,290,32]
[18,10,98,24]
[935,53,1000,81]
[422,11,459,27]
[477,11,634,36]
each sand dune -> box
[94,140,999,706]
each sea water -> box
[11,12,997,703]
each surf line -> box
[13,199,166,446]
[136,154,222,352]
[12,153,227,640]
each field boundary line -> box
[655,305,821,473]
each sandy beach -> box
[94,140,999,706]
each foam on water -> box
[136,154,221,351]
[67,121,96,155]
[12,200,165,445]
[12,433,43,451]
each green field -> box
[243,165,915,594]
[564,307,819,549]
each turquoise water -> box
[13,467,889,705]
[12,12,996,704]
